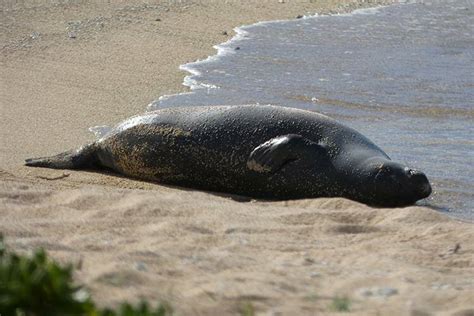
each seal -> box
[25,105,431,206]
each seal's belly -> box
[96,123,313,197]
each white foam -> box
[147,92,194,110]
[89,125,111,139]
[178,26,252,89]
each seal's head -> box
[366,159,432,207]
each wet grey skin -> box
[25,105,432,207]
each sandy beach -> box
[1,0,473,315]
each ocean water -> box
[148,0,474,220]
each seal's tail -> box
[25,144,97,170]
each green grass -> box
[0,235,172,316]
[239,302,255,316]
[330,296,351,312]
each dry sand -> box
[1,1,473,315]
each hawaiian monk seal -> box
[25,105,431,206]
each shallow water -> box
[149,0,474,220]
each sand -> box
[1,0,473,315]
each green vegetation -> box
[239,302,255,316]
[0,235,172,316]
[330,296,351,312]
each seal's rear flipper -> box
[25,144,97,170]
[247,134,326,173]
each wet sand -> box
[1,1,473,315]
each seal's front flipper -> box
[247,134,326,173]
[25,144,97,170]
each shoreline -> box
[1,1,473,315]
